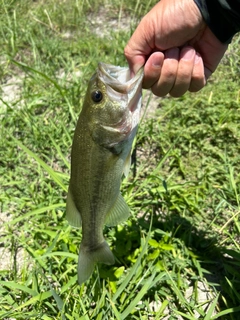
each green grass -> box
[0,0,240,319]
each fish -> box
[66,62,144,285]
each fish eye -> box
[91,90,103,103]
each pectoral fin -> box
[123,150,132,177]
[105,193,130,226]
[66,187,82,228]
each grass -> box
[0,0,240,319]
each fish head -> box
[82,63,144,149]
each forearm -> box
[194,0,240,43]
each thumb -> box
[124,15,154,76]
[124,49,146,76]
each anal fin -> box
[105,193,130,226]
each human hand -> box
[124,0,228,97]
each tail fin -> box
[78,241,115,285]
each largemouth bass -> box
[66,62,144,285]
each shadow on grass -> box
[99,210,240,316]
[145,210,240,312]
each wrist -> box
[193,0,240,43]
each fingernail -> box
[151,54,162,68]
[181,48,195,61]
[194,52,201,64]
[152,59,162,68]
[132,65,142,76]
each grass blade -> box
[12,137,67,192]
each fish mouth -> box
[98,62,144,112]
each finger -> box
[124,33,148,76]
[151,47,179,97]
[169,47,195,97]
[142,52,164,89]
[124,51,146,77]
[188,53,206,92]
[124,15,155,76]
